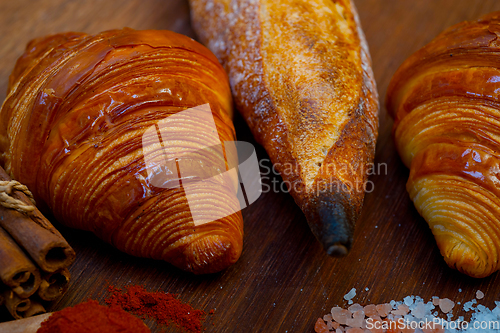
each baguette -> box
[189,0,378,255]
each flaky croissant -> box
[0,28,244,274]
[189,0,378,255]
[387,12,500,278]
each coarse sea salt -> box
[344,288,356,305]
[315,290,500,333]
[404,295,414,307]
[439,298,455,314]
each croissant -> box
[189,0,379,255]
[0,28,244,274]
[386,12,500,278]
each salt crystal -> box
[323,314,333,322]
[476,290,484,299]
[331,307,350,325]
[432,296,440,306]
[476,304,487,312]
[348,304,364,313]
[365,287,369,291]
[336,329,342,333]
[424,301,435,313]
[314,318,329,333]
[463,300,475,312]
[438,298,454,313]
[403,295,414,307]
[392,304,409,315]
[346,310,364,328]
[364,304,377,317]
[411,301,426,319]
[492,305,500,317]
[376,303,392,317]
[344,288,356,301]
[331,306,342,317]
[348,300,353,305]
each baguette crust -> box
[190,0,378,254]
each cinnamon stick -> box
[0,227,41,298]
[23,300,46,318]
[0,312,51,333]
[37,268,70,301]
[0,167,75,273]
[3,289,32,319]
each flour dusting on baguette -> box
[190,0,378,255]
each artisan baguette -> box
[189,0,379,255]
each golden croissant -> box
[0,29,244,274]
[387,12,500,278]
[189,0,379,255]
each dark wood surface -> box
[1,0,500,332]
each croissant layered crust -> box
[387,12,500,278]
[0,29,243,274]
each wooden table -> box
[0,0,500,332]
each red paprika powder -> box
[105,285,206,333]
[36,300,150,333]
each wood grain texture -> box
[0,0,500,332]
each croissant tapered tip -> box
[436,235,494,279]
[178,232,242,275]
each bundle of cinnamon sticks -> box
[0,166,75,319]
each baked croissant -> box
[387,12,500,278]
[0,28,244,274]
[189,0,379,255]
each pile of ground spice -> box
[36,300,150,333]
[105,285,207,333]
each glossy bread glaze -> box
[387,12,500,278]
[189,0,379,255]
[0,29,243,274]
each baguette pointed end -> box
[327,244,349,257]
[305,189,358,257]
